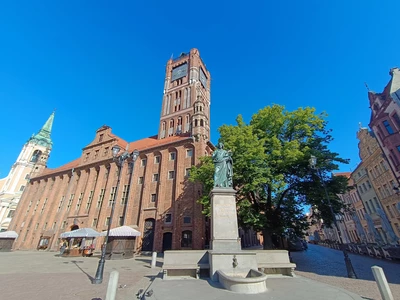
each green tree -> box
[190,104,350,249]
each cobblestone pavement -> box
[291,244,400,300]
[0,251,161,300]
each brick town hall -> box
[9,48,215,252]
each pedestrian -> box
[59,240,67,256]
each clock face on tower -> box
[171,63,188,81]
[200,67,207,88]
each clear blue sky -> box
[1,1,399,176]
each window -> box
[94,150,99,159]
[97,189,105,208]
[153,174,159,182]
[121,185,130,205]
[138,177,144,184]
[7,210,15,218]
[380,161,388,171]
[383,120,394,134]
[392,112,400,127]
[76,193,83,211]
[43,222,48,230]
[183,216,191,224]
[186,149,193,157]
[109,186,117,207]
[392,204,399,216]
[366,181,372,189]
[373,197,380,209]
[105,217,110,226]
[25,174,30,180]
[386,206,394,218]
[119,216,124,226]
[86,191,94,211]
[141,159,147,167]
[104,147,109,156]
[19,185,25,192]
[61,221,67,229]
[67,194,74,212]
[151,194,157,203]
[165,213,172,223]
[185,168,191,177]
[52,222,57,229]
[35,223,39,230]
[57,196,65,212]
[92,218,98,227]
[181,230,192,248]
[154,155,161,164]
[168,171,175,179]
[169,152,176,161]
[85,152,90,162]
[365,201,372,214]
[41,198,48,214]
[99,134,104,142]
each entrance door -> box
[162,232,172,251]
[142,218,155,251]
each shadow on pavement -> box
[70,260,95,282]
[135,258,163,268]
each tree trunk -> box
[262,229,274,249]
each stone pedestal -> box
[210,188,241,252]
[209,188,258,281]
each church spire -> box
[29,111,55,149]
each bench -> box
[252,250,296,277]
[163,250,209,279]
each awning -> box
[101,226,141,237]
[60,228,100,238]
[0,231,19,239]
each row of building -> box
[0,49,260,252]
[308,69,400,246]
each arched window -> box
[162,122,166,130]
[195,119,198,127]
[200,119,204,127]
[31,150,42,163]
[181,230,192,248]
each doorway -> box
[162,232,172,251]
[142,218,155,252]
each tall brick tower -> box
[158,48,211,142]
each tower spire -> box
[29,111,55,148]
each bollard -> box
[151,251,157,268]
[371,266,394,300]
[105,270,119,300]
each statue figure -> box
[212,142,233,188]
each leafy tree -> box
[190,104,350,249]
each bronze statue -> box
[212,142,233,188]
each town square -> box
[1,1,400,299]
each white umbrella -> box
[60,228,100,238]
[0,231,18,238]
[101,226,141,237]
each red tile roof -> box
[35,134,193,178]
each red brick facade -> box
[9,48,214,252]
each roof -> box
[33,133,193,179]
[333,172,351,178]
[60,228,100,238]
[40,158,81,176]
[0,231,18,238]
[100,225,141,237]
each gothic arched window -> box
[31,150,42,163]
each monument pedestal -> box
[209,188,257,281]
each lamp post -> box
[92,146,139,284]
[309,155,357,279]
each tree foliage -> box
[190,104,350,249]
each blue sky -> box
[1,1,399,176]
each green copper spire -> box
[29,111,55,149]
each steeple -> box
[29,111,55,149]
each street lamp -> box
[309,155,357,279]
[92,146,140,284]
